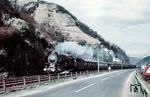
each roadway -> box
[22,70,136,97]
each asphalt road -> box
[22,70,136,97]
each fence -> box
[135,70,150,97]
[0,70,98,94]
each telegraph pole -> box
[97,44,100,73]
[121,55,123,70]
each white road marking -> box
[101,77,109,81]
[75,83,94,93]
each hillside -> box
[0,0,129,77]
[17,0,129,63]
[18,0,99,44]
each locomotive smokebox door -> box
[48,52,57,64]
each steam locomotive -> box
[44,52,136,73]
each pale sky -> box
[46,0,150,58]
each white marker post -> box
[108,66,111,71]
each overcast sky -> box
[47,0,150,58]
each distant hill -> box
[137,55,150,66]
[129,57,141,65]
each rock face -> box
[19,0,99,44]
[0,0,129,77]
[33,3,99,44]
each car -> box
[141,65,147,74]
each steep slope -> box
[24,1,99,44]
[17,0,129,63]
